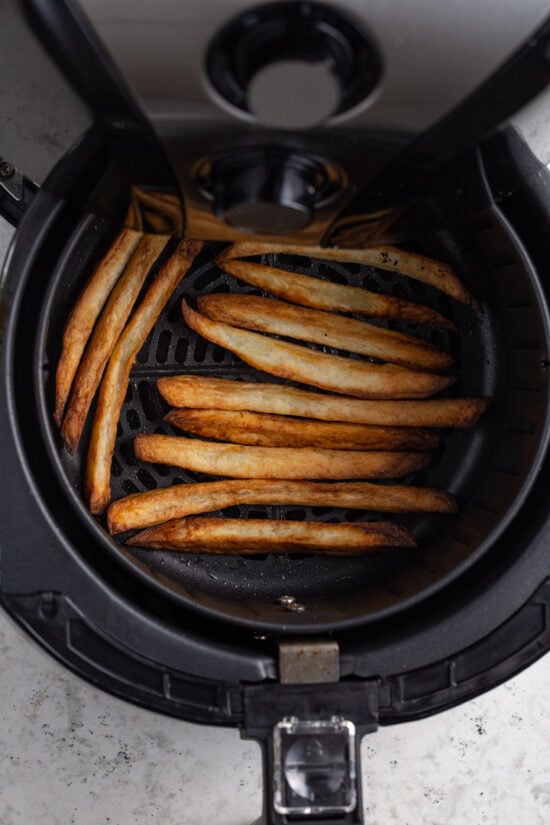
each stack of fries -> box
[55,228,488,557]
[126,186,184,236]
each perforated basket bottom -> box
[47,217,521,619]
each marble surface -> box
[1,610,549,825]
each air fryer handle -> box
[243,682,380,825]
[252,727,365,825]
[0,158,38,228]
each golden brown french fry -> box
[85,240,203,514]
[124,201,136,228]
[143,211,171,234]
[198,294,453,371]
[130,190,144,233]
[216,259,455,329]
[217,241,478,308]
[165,409,440,451]
[134,187,183,235]
[157,376,487,428]
[182,302,453,399]
[107,478,457,534]
[126,516,416,554]
[61,235,169,454]
[54,228,142,424]
[154,193,181,206]
[134,433,430,480]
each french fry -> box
[61,235,169,453]
[54,228,142,424]
[130,190,144,232]
[165,409,440,451]
[154,193,181,206]
[158,376,487,428]
[216,258,455,329]
[134,433,430,479]
[133,187,184,235]
[85,240,203,514]
[126,516,416,554]
[217,241,478,308]
[198,294,453,371]
[143,211,171,234]
[182,302,453,399]
[107,478,457,534]
[124,201,136,227]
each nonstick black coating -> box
[37,211,550,630]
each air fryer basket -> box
[33,204,550,632]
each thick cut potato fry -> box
[134,433,430,480]
[55,228,142,424]
[133,187,183,235]
[85,240,203,514]
[127,516,416,554]
[158,376,487,428]
[217,241,478,308]
[182,302,453,399]
[165,409,440,451]
[107,478,457,534]
[198,294,453,371]
[217,258,456,329]
[61,235,169,453]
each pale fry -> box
[217,241,478,308]
[217,258,455,329]
[107,478,457,534]
[165,409,440,451]
[182,302,453,399]
[85,240,203,514]
[126,516,416,554]
[134,433,430,480]
[158,376,487,428]
[198,294,453,371]
[54,228,142,424]
[61,235,169,453]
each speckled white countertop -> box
[1,610,549,825]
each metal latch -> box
[0,159,24,201]
[0,157,38,227]
[279,640,339,684]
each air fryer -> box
[2,2,550,823]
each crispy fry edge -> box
[84,240,203,514]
